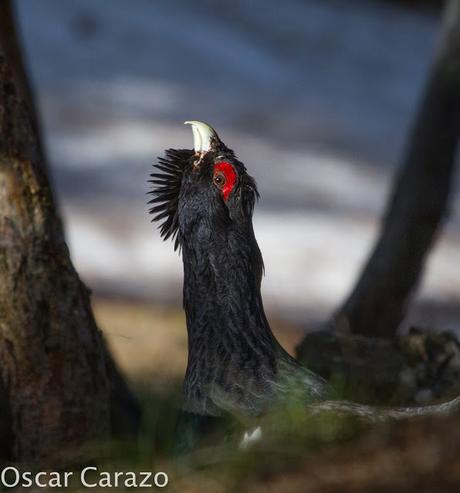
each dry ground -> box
[89,298,460,493]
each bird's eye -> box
[213,171,226,189]
[213,162,237,201]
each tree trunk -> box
[0,55,106,462]
[316,0,459,340]
[0,3,140,462]
[0,0,47,166]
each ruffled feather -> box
[147,148,193,250]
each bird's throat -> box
[180,226,279,416]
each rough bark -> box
[0,4,140,461]
[306,0,460,341]
[0,54,111,460]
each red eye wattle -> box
[213,162,237,201]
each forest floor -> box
[89,298,460,493]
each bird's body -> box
[180,160,327,418]
[149,121,460,452]
[150,139,326,420]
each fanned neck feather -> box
[148,148,193,250]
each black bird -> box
[148,121,460,452]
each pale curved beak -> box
[184,120,218,153]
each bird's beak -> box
[184,120,219,154]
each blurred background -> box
[15,0,459,343]
[2,2,459,486]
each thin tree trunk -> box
[316,0,459,340]
[0,3,140,461]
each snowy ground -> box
[16,0,460,329]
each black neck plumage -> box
[180,221,282,416]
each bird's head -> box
[148,121,259,250]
